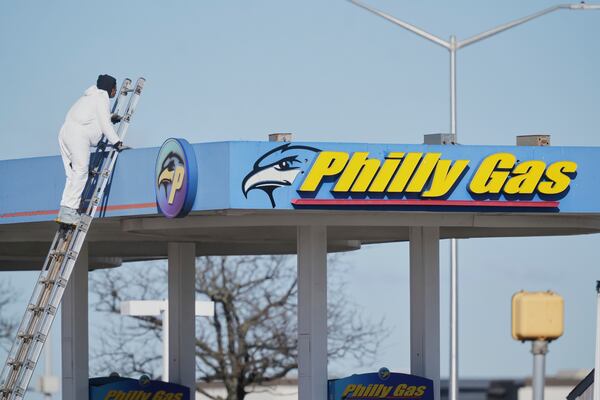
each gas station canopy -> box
[1,140,599,269]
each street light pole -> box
[348,2,600,400]
[531,340,549,400]
[594,281,600,400]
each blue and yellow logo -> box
[155,138,198,218]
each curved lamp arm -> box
[348,0,450,49]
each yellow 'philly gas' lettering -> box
[341,384,356,397]
[423,159,470,197]
[300,151,349,191]
[406,153,441,192]
[298,150,576,198]
[368,152,404,192]
[504,160,546,195]
[152,391,183,400]
[469,153,516,194]
[334,152,380,192]
[380,385,393,397]
[387,153,422,192]
[538,161,577,194]
[415,386,427,396]
[394,384,408,396]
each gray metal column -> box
[531,340,548,400]
[297,226,328,400]
[61,243,88,400]
[409,227,440,400]
[168,243,196,396]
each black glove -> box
[111,114,122,124]
[114,141,125,152]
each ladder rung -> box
[34,333,47,343]
[50,248,77,259]
[66,250,78,260]
[38,278,52,286]
[15,386,25,396]
[39,277,68,288]
[24,360,35,370]
[78,215,92,232]
[27,304,43,313]
[46,305,57,316]
[16,332,32,340]
[101,169,111,178]
[56,277,68,288]
[49,250,64,258]
[92,196,101,206]
[7,358,21,367]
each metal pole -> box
[448,34,459,400]
[449,241,458,400]
[162,308,169,382]
[531,340,548,400]
[449,35,457,136]
[43,333,52,400]
[594,281,600,400]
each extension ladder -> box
[0,77,146,400]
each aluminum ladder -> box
[0,77,146,400]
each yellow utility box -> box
[512,291,564,341]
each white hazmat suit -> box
[58,86,120,212]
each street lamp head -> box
[568,2,600,9]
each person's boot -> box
[55,206,81,226]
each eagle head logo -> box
[242,143,320,208]
[157,151,186,205]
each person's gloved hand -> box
[113,141,129,152]
[111,114,122,124]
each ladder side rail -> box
[0,237,73,398]
[0,229,65,391]
[79,146,108,213]
[13,249,77,398]
[2,230,61,356]
[11,221,84,398]
[111,78,132,115]
[5,230,74,397]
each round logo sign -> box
[378,367,391,381]
[155,138,198,218]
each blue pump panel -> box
[328,371,434,400]
[89,376,190,400]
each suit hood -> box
[84,85,106,97]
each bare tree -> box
[91,256,386,400]
[0,280,19,353]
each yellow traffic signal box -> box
[512,291,564,341]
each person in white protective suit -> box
[56,74,126,225]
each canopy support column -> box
[409,227,441,400]
[61,243,88,400]
[168,242,196,396]
[297,226,328,400]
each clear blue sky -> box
[1,0,600,397]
